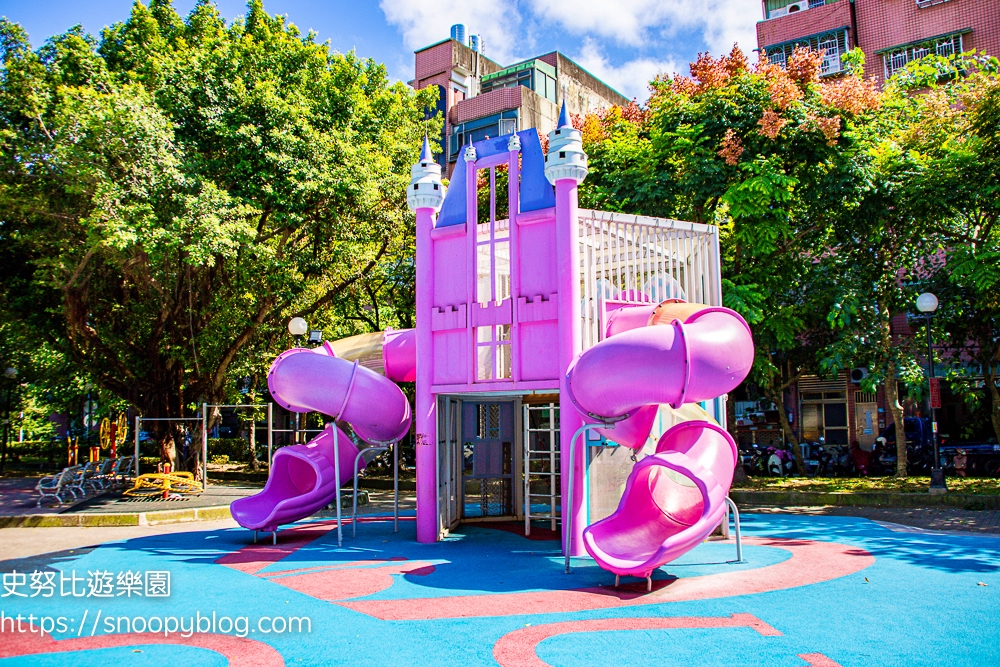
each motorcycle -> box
[766,446,796,476]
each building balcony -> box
[757,0,852,49]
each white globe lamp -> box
[916,293,938,313]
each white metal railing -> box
[578,210,721,351]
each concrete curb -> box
[0,505,233,529]
[730,490,1000,510]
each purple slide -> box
[567,301,753,578]
[230,331,415,533]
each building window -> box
[764,28,849,76]
[474,166,512,381]
[765,0,829,19]
[481,60,558,103]
[801,391,849,444]
[882,33,964,80]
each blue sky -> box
[0,0,764,100]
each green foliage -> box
[579,46,1000,467]
[0,1,439,421]
[208,436,259,463]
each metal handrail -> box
[564,420,619,574]
[333,435,400,547]
[725,496,744,563]
[351,444,398,537]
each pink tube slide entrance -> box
[230,331,415,533]
[567,301,753,578]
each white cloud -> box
[528,0,760,56]
[572,39,679,101]
[379,0,762,98]
[378,0,523,65]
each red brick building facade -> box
[756,0,1000,85]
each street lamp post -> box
[287,318,308,443]
[916,292,946,493]
[2,368,17,474]
[85,382,94,449]
[287,317,308,348]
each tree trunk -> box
[248,415,259,472]
[884,367,907,477]
[987,364,1000,445]
[725,392,737,438]
[769,389,805,474]
[159,431,177,471]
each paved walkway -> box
[0,477,255,516]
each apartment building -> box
[412,25,628,173]
[756,0,1000,85]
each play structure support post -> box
[266,402,273,467]
[133,416,140,477]
[393,439,400,532]
[201,403,208,489]
[334,424,343,547]
[725,497,744,563]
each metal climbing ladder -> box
[523,403,560,535]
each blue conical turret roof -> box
[557,101,571,128]
[420,134,433,162]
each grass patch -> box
[733,476,1000,495]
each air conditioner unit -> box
[786,2,807,12]
[770,7,788,16]
[850,368,869,383]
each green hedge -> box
[208,438,266,463]
[2,440,65,464]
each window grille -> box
[883,33,963,79]
[764,29,848,77]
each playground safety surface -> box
[0,511,996,667]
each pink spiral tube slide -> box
[567,301,753,577]
[230,332,415,533]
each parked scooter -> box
[739,441,775,476]
[766,446,796,476]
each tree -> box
[580,47,884,473]
[887,55,1000,443]
[0,1,438,443]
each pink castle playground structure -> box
[231,105,755,581]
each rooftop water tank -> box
[469,34,484,54]
[450,24,466,44]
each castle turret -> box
[407,135,445,212]
[410,134,441,544]
[547,101,590,559]
[544,102,588,186]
